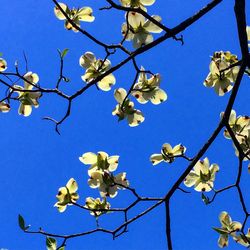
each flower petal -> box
[79,152,97,165]
[98,74,116,91]
[143,15,163,33]
[54,2,68,20]
[18,104,32,117]
[150,154,164,165]
[77,7,95,22]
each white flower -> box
[221,110,250,161]
[14,72,41,117]
[88,171,129,198]
[150,143,186,165]
[234,131,250,161]
[85,197,111,217]
[184,157,219,192]
[221,110,250,141]
[204,51,239,96]
[132,67,167,104]
[213,211,242,248]
[54,2,94,32]
[112,88,145,127]
[79,151,119,176]
[122,12,162,48]
[54,178,79,212]
[79,52,115,91]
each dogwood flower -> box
[122,12,162,48]
[112,88,145,127]
[79,151,119,176]
[85,197,111,217]
[79,52,115,91]
[213,211,242,248]
[150,143,186,165]
[0,58,7,72]
[54,2,94,32]
[220,110,250,161]
[88,171,129,198]
[221,110,250,141]
[120,0,155,9]
[132,67,167,104]
[54,178,79,212]
[234,131,250,161]
[204,51,239,96]
[14,72,41,117]
[184,157,219,192]
[0,102,10,113]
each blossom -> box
[88,170,129,198]
[221,110,250,161]
[213,211,242,248]
[85,197,111,217]
[119,0,155,9]
[150,143,186,165]
[79,52,115,91]
[0,102,10,113]
[234,131,250,161]
[0,58,7,72]
[112,88,145,127]
[132,67,167,104]
[204,51,239,96]
[13,72,41,117]
[184,157,219,192]
[79,151,119,176]
[122,12,162,48]
[221,110,250,141]
[54,2,94,32]
[54,178,79,212]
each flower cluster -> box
[13,72,42,117]
[54,2,94,32]
[112,88,145,127]
[132,67,167,104]
[204,51,239,96]
[85,197,111,217]
[122,12,162,48]
[184,157,219,192]
[112,66,167,127]
[79,52,116,91]
[213,211,243,248]
[221,110,250,161]
[80,151,129,198]
[120,0,155,9]
[54,178,79,212]
[150,143,186,165]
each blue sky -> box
[0,0,249,249]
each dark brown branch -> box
[234,0,249,64]
[52,0,130,54]
[70,0,223,101]
[165,200,172,250]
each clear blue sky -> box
[0,0,249,249]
